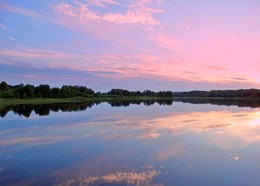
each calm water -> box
[1,100,260,186]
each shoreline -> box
[0,96,174,107]
[1,96,260,107]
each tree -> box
[23,84,34,98]
[35,84,51,98]
[51,87,60,98]
[0,81,9,91]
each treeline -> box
[174,89,260,99]
[0,81,95,99]
[108,89,173,97]
[0,81,174,99]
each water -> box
[0,100,260,186]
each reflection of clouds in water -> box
[227,153,242,161]
[139,111,236,134]
[57,169,159,186]
[137,110,260,146]
[233,156,240,161]
[140,130,160,139]
[0,136,68,147]
[1,108,260,160]
[2,110,260,150]
[84,133,93,138]
[155,142,185,161]
[104,133,132,140]
[5,155,13,159]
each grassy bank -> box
[0,96,174,107]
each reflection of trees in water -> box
[0,106,11,118]
[0,99,174,118]
[2,98,260,118]
[13,104,34,118]
[108,99,173,107]
[175,98,260,108]
[0,102,100,118]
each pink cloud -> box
[103,12,160,26]
[84,0,119,8]
[156,34,186,52]
[0,46,254,85]
[127,0,164,15]
[140,131,160,139]
[203,65,228,71]
[187,34,260,84]
[135,54,161,62]
[54,0,163,27]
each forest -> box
[2,81,260,100]
[0,81,173,99]
[174,89,260,98]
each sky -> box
[0,0,260,91]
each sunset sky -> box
[1,0,260,91]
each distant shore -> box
[1,81,260,107]
[1,96,260,108]
[0,96,174,107]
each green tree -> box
[35,84,51,98]
[23,84,34,98]
[0,81,9,91]
[51,87,60,98]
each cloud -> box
[0,48,160,78]
[0,63,119,81]
[0,2,38,17]
[181,70,198,75]
[8,37,15,40]
[85,0,119,8]
[140,131,160,139]
[204,65,228,71]
[0,49,73,59]
[0,47,253,86]
[230,77,248,81]
[156,34,186,51]
[54,0,163,27]
[135,54,161,62]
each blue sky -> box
[1,0,260,91]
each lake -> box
[0,99,260,186]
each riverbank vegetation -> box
[174,89,260,99]
[0,81,174,106]
[1,81,260,107]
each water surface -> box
[1,100,260,185]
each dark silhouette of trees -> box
[0,82,96,99]
[2,81,260,100]
[174,89,260,99]
[1,91,14,98]
[51,87,60,98]
[0,81,13,98]
[35,84,51,98]
[107,89,173,97]
[59,85,95,98]
[22,85,34,98]
[0,81,9,91]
